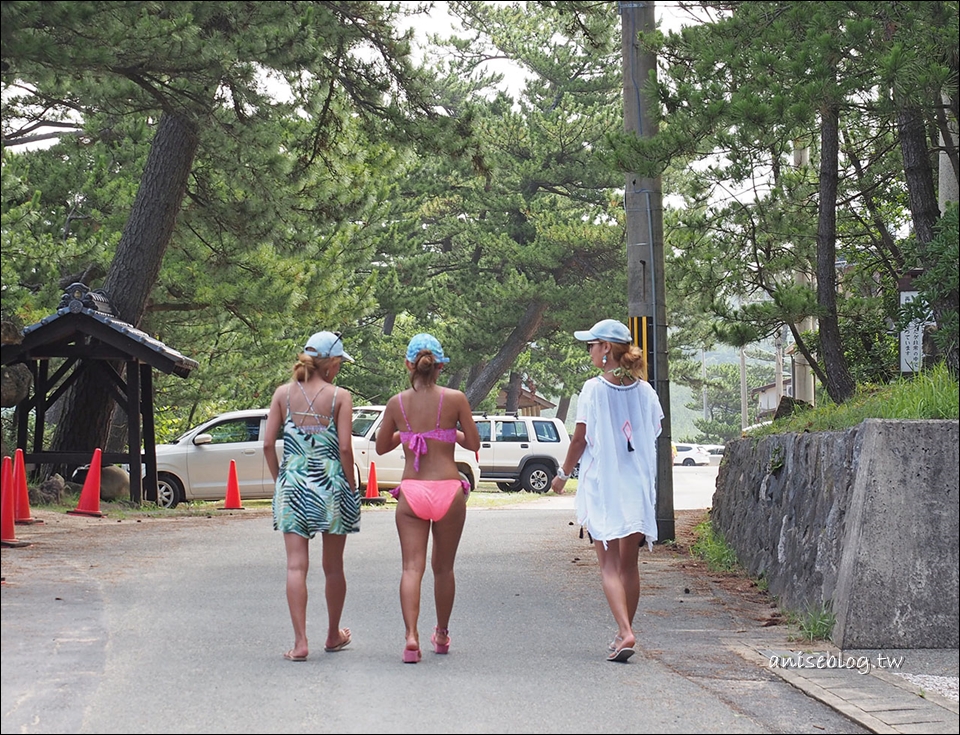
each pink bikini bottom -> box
[391,478,470,522]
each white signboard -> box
[899,291,932,373]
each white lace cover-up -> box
[574,376,664,549]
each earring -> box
[602,355,607,366]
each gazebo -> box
[0,283,199,504]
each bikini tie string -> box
[407,434,428,471]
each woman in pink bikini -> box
[376,333,480,663]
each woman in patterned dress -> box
[264,331,361,662]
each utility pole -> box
[792,146,817,406]
[622,0,674,541]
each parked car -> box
[151,406,481,508]
[702,444,725,466]
[152,409,273,508]
[673,443,711,466]
[350,405,481,494]
[472,413,570,493]
[707,444,725,464]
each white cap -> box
[304,331,354,362]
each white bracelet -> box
[556,467,569,481]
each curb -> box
[732,644,959,734]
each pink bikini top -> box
[398,388,458,471]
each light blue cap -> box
[406,333,450,363]
[304,331,354,362]
[573,318,632,344]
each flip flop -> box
[607,645,635,663]
[608,633,623,653]
[324,629,352,652]
[283,650,308,662]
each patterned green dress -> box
[272,384,361,538]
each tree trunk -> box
[464,301,548,408]
[504,371,522,413]
[555,394,571,423]
[47,111,200,472]
[898,103,960,375]
[816,100,856,403]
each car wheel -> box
[682,458,695,466]
[497,481,522,492]
[156,473,183,509]
[521,463,552,494]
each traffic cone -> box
[220,459,244,510]
[2,456,31,547]
[13,448,43,525]
[68,448,105,517]
[361,461,385,505]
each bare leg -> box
[396,494,430,653]
[320,532,351,650]
[595,538,635,650]
[618,532,643,627]
[283,532,311,658]
[430,491,467,646]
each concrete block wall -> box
[711,419,959,649]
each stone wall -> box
[711,419,959,649]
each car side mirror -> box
[193,433,213,446]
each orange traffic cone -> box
[220,459,244,510]
[13,448,42,525]
[2,456,31,547]
[68,448,105,517]
[361,461,385,505]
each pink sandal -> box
[402,647,422,663]
[431,627,451,654]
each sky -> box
[398,1,699,98]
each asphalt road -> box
[2,466,872,734]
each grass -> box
[690,517,742,573]
[746,361,959,436]
[786,604,836,642]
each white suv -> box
[351,406,481,492]
[472,414,570,493]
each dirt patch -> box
[668,508,785,627]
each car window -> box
[207,418,260,444]
[533,420,560,442]
[498,421,529,442]
[476,421,491,442]
[676,445,691,452]
[352,409,381,437]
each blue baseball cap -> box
[406,333,450,363]
[304,331,354,362]
[574,319,632,344]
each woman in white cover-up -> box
[551,319,664,663]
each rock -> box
[1,363,32,407]
[99,465,130,501]
[36,473,65,505]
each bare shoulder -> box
[336,386,354,407]
[444,387,468,402]
[447,389,474,417]
[269,381,291,406]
